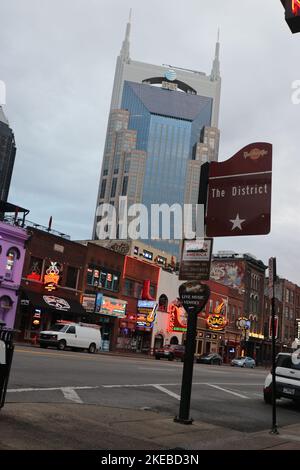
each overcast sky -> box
[1,0,300,282]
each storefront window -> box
[86,266,119,292]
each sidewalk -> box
[0,402,300,450]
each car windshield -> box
[235,357,245,360]
[49,324,69,332]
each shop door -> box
[205,341,211,354]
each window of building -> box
[86,266,119,292]
[121,176,129,196]
[5,247,20,279]
[143,250,153,261]
[158,294,168,312]
[110,178,118,198]
[114,168,119,175]
[156,255,167,266]
[100,179,107,199]
[103,169,108,177]
[150,284,156,299]
[286,289,290,303]
[124,279,134,297]
[27,256,43,281]
[65,266,78,289]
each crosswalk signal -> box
[281,0,300,33]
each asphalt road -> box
[6,346,300,433]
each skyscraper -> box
[0,107,16,202]
[93,15,221,255]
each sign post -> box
[269,257,279,435]
[174,282,210,424]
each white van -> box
[39,323,102,353]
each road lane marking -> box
[61,387,83,404]
[7,386,99,393]
[152,385,181,401]
[7,385,99,406]
[138,367,176,372]
[205,384,249,399]
[102,382,262,388]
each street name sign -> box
[206,143,272,237]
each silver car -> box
[231,356,256,368]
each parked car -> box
[231,356,256,368]
[264,352,300,404]
[196,353,223,365]
[155,344,185,361]
[39,323,102,353]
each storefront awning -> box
[22,290,86,316]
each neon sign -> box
[292,0,300,14]
[206,302,228,331]
[44,262,60,291]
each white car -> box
[39,323,102,353]
[264,352,300,404]
[231,356,256,368]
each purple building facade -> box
[0,221,28,328]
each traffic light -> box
[281,0,300,33]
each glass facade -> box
[121,81,213,255]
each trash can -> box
[0,322,15,409]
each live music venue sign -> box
[206,143,272,238]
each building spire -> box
[120,9,132,62]
[210,29,221,81]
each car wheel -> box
[168,355,174,361]
[88,343,97,354]
[155,356,160,360]
[40,344,47,349]
[219,360,222,366]
[57,340,66,351]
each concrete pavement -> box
[1,402,300,450]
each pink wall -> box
[0,221,29,329]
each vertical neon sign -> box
[292,0,300,14]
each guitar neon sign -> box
[292,0,300,14]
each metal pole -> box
[271,286,278,434]
[174,310,197,424]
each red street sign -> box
[206,143,272,238]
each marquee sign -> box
[206,302,228,331]
[206,143,272,237]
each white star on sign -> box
[230,214,246,231]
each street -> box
[7,347,300,434]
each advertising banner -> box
[100,296,127,318]
[136,300,157,329]
[179,238,213,281]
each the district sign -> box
[206,143,272,237]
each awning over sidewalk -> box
[22,290,86,316]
